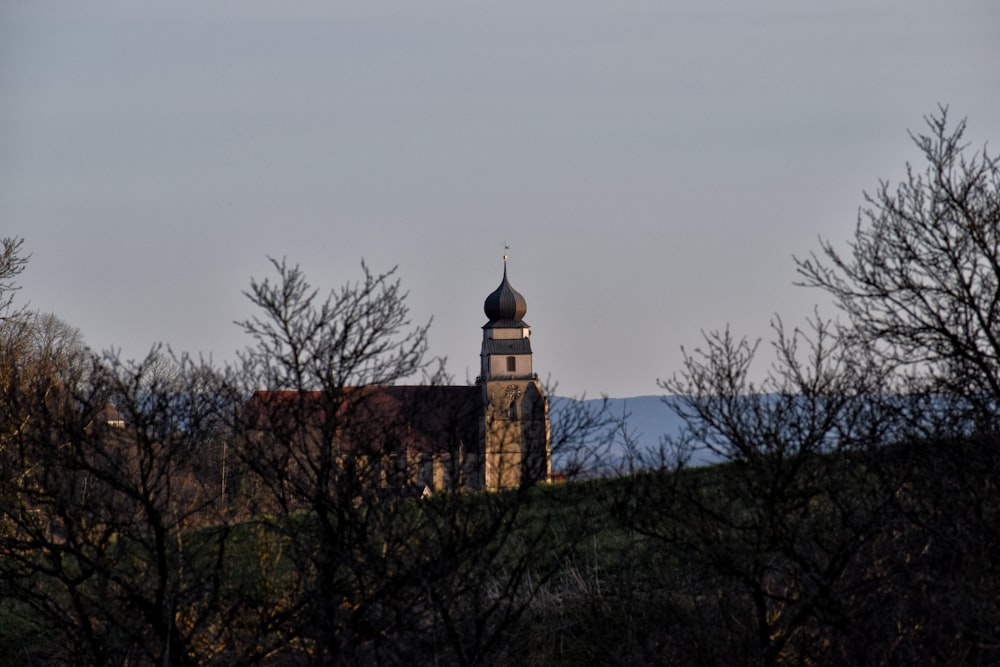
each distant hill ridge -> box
[550,395,717,470]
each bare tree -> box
[236,258,435,395]
[0,237,32,435]
[614,317,912,666]
[791,110,1000,661]
[0,347,241,665]
[796,107,1000,428]
[604,109,1000,666]
[0,237,28,323]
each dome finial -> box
[484,247,527,322]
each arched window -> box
[509,400,518,420]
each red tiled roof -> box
[245,386,482,455]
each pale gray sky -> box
[3,1,999,397]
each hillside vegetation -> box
[2,438,996,665]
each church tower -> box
[477,256,550,490]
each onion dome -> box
[484,262,527,322]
